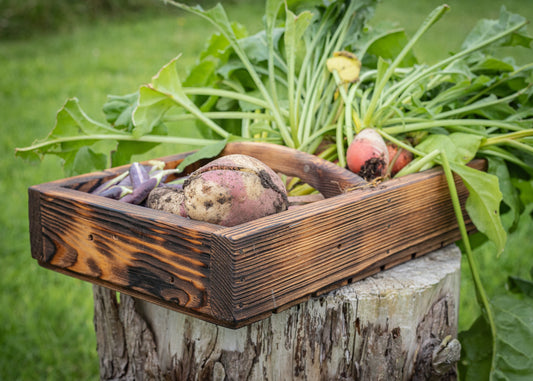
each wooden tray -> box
[28,142,481,328]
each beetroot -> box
[147,154,289,227]
[387,143,413,176]
[346,129,389,180]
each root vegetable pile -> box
[96,154,289,227]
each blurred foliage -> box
[0,0,157,39]
[0,0,243,40]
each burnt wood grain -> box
[28,142,485,328]
[33,184,219,315]
[209,162,478,326]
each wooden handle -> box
[221,142,366,198]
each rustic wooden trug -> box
[28,142,481,328]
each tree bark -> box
[93,244,462,380]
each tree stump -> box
[93,244,462,380]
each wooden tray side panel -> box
[210,166,474,325]
[32,185,217,314]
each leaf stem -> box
[166,1,293,147]
[439,151,496,339]
[482,129,533,147]
[183,87,271,109]
[363,5,449,127]
[383,119,525,134]
[164,111,275,122]
[15,134,222,153]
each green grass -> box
[0,3,263,380]
[373,0,533,65]
[1,1,531,379]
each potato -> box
[145,186,187,217]
[183,154,288,226]
[146,154,289,227]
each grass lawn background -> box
[1,1,531,379]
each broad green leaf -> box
[240,30,282,64]
[285,0,323,13]
[450,162,507,255]
[284,9,313,67]
[471,56,515,73]
[16,98,121,166]
[502,203,533,277]
[512,178,533,206]
[198,31,232,62]
[53,97,114,138]
[133,84,175,137]
[184,60,219,90]
[460,292,533,381]
[110,122,168,167]
[487,157,520,229]
[412,133,483,169]
[461,7,530,51]
[285,8,313,132]
[168,2,267,93]
[508,276,533,298]
[198,22,248,62]
[102,92,139,131]
[265,0,283,27]
[151,55,183,96]
[459,315,492,381]
[428,77,490,109]
[176,138,229,172]
[133,57,229,139]
[491,293,533,380]
[360,27,417,68]
[63,146,108,176]
[184,23,248,89]
[449,133,484,163]
[438,59,476,83]
[168,2,235,41]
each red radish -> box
[387,143,413,176]
[346,128,389,180]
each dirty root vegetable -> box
[346,129,389,180]
[387,143,413,177]
[147,154,289,227]
[146,186,188,217]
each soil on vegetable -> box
[359,156,387,181]
[257,169,289,208]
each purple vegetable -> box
[118,175,132,188]
[149,170,168,184]
[92,161,183,204]
[92,171,129,195]
[119,177,158,205]
[98,185,132,200]
[129,162,150,190]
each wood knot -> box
[432,335,461,376]
[413,335,461,381]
